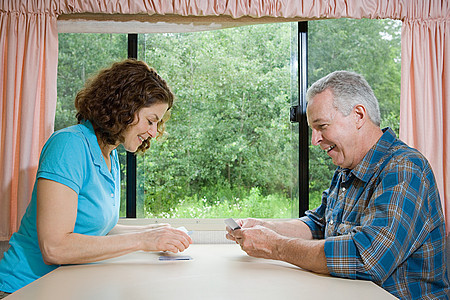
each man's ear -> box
[353,104,367,129]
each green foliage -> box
[145,187,292,218]
[137,24,296,217]
[309,18,402,120]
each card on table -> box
[159,255,193,261]
[159,226,193,261]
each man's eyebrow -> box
[309,110,337,126]
[309,117,327,125]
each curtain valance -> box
[2,1,448,20]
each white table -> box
[6,244,396,299]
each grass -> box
[144,187,295,218]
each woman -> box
[0,59,192,297]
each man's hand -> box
[239,218,268,229]
[232,225,283,260]
[226,219,328,274]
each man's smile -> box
[325,145,336,153]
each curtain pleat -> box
[0,10,58,240]
[400,19,450,234]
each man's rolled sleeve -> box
[299,189,330,239]
[324,235,364,280]
[324,230,397,283]
[299,213,325,239]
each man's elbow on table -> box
[277,238,329,275]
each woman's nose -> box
[147,123,158,138]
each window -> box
[56,19,401,218]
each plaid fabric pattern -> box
[300,128,449,299]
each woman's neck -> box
[95,134,117,172]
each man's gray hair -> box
[306,71,381,126]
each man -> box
[226,71,449,299]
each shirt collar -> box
[79,120,112,177]
[343,127,397,182]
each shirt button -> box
[329,219,334,225]
[341,187,346,192]
[110,193,114,198]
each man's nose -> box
[311,129,322,146]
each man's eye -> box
[148,120,153,125]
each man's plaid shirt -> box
[300,128,449,299]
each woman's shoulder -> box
[51,123,85,138]
[46,124,88,147]
[38,124,92,192]
[40,124,90,160]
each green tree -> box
[137,24,295,216]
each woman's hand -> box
[139,227,193,253]
[144,223,171,230]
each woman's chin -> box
[123,144,139,153]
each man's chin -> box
[331,157,342,167]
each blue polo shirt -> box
[0,121,120,293]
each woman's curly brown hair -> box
[75,59,174,153]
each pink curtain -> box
[400,17,450,234]
[0,0,449,239]
[0,5,58,240]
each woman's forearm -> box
[107,223,169,235]
[40,231,141,265]
[40,226,191,265]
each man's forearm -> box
[266,219,313,240]
[275,236,329,274]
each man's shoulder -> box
[376,139,440,191]
[377,128,430,168]
[387,139,431,171]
